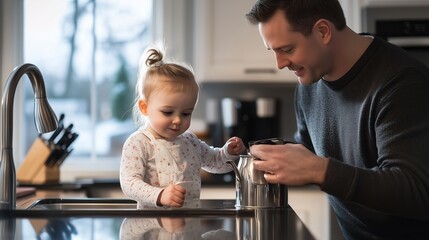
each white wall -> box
[0,0,24,158]
[1,0,23,85]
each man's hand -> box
[250,143,329,186]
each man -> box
[246,0,429,239]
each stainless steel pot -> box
[227,138,289,209]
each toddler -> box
[120,46,246,209]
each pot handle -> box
[226,160,241,183]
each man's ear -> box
[138,99,149,115]
[313,19,332,45]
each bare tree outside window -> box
[23,0,153,160]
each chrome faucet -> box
[0,63,58,210]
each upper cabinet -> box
[193,0,297,83]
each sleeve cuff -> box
[222,142,240,160]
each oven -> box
[375,20,429,66]
[362,5,429,67]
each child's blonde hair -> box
[134,45,199,126]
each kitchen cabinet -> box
[288,187,332,240]
[193,0,297,83]
[339,0,362,32]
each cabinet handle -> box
[244,68,277,74]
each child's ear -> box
[138,99,149,115]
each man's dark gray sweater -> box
[294,36,429,240]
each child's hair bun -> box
[145,48,164,67]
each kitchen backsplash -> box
[193,81,298,143]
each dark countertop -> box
[1,199,316,240]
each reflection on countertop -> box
[120,218,228,240]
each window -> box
[2,0,190,179]
[22,0,153,175]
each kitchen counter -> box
[15,180,331,239]
[2,197,316,239]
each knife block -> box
[17,138,60,184]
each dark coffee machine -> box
[202,97,281,185]
[221,97,281,147]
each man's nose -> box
[275,53,291,70]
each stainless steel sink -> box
[27,198,137,211]
[21,198,253,217]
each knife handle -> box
[48,113,65,142]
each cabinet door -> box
[288,188,331,240]
[193,0,296,82]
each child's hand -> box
[226,137,246,155]
[157,184,186,207]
